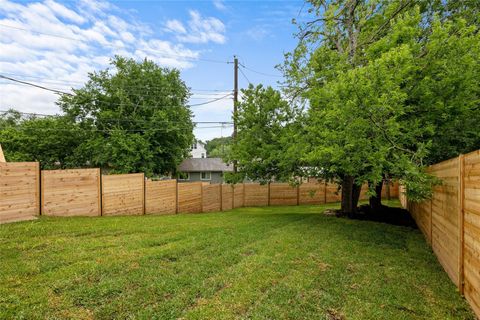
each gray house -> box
[177,158,233,183]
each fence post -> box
[324,181,327,204]
[220,184,223,211]
[267,182,271,206]
[175,179,179,214]
[296,184,300,206]
[200,181,204,213]
[459,154,465,294]
[243,183,246,207]
[142,173,146,215]
[37,162,41,216]
[97,168,102,216]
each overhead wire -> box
[238,62,283,78]
[0,72,233,94]
[0,74,233,109]
[0,110,233,125]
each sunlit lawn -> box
[0,200,474,319]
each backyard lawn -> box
[0,201,474,319]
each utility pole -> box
[233,55,238,173]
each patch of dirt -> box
[352,205,417,228]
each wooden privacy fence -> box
[1,164,399,224]
[0,162,39,223]
[403,149,480,318]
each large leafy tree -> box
[58,56,195,175]
[280,0,479,215]
[227,84,301,184]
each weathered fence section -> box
[233,184,244,208]
[0,162,39,223]
[221,184,233,211]
[299,182,325,205]
[269,183,298,206]
[244,183,269,207]
[178,182,202,213]
[463,151,480,316]
[42,168,100,217]
[102,173,144,216]
[405,150,480,318]
[202,183,221,213]
[145,179,176,215]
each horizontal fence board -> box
[233,184,244,208]
[244,183,268,207]
[222,184,233,211]
[202,184,221,213]
[42,168,100,217]
[0,162,39,223]
[299,182,325,205]
[102,173,144,216]
[269,183,297,206]
[464,150,480,317]
[145,180,176,215]
[178,182,202,213]
[325,182,341,203]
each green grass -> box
[0,200,474,319]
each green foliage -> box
[204,136,232,158]
[0,111,86,169]
[280,1,480,201]
[228,84,301,184]
[0,57,195,175]
[58,56,194,175]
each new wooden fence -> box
[1,164,399,224]
[0,162,39,223]
[403,150,480,318]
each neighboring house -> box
[190,140,207,158]
[177,158,233,183]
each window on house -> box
[200,172,211,180]
[178,172,190,180]
[201,153,205,158]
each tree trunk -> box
[369,181,383,211]
[341,176,360,217]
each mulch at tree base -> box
[352,205,417,228]
[326,205,417,228]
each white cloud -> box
[212,0,227,11]
[165,19,186,34]
[0,0,226,116]
[246,27,270,41]
[166,10,226,44]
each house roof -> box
[178,158,233,172]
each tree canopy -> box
[229,0,480,214]
[0,56,195,175]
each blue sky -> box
[0,0,306,140]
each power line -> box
[0,72,233,93]
[188,93,232,106]
[238,67,252,85]
[0,75,72,96]
[0,110,233,125]
[0,24,232,65]
[238,62,283,78]
[0,75,233,108]
[2,126,233,133]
